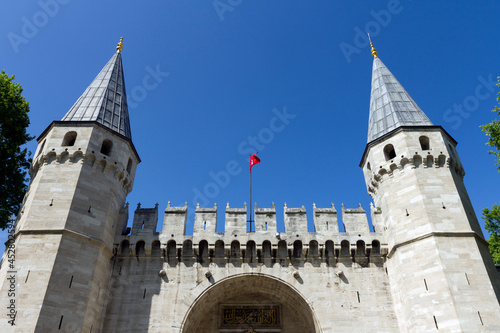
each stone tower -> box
[359,44,500,331]
[0,41,140,331]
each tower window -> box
[231,241,240,258]
[151,240,161,257]
[167,240,177,260]
[293,240,302,258]
[136,241,145,256]
[126,158,133,174]
[62,131,77,146]
[419,136,430,150]
[383,144,396,161]
[100,139,113,156]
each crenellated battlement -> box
[365,150,465,197]
[29,150,134,193]
[361,127,467,198]
[114,202,387,264]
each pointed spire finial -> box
[116,37,124,53]
[368,34,377,58]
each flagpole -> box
[249,152,260,232]
[249,169,253,232]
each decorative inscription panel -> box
[220,305,281,330]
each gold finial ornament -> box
[116,37,123,53]
[368,33,377,58]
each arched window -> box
[293,240,302,258]
[419,136,430,150]
[100,139,113,156]
[120,240,129,256]
[325,240,334,258]
[151,240,161,257]
[340,240,350,257]
[167,240,177,260]
[383,144,396,161]
[230,241,240,258]
[366,162,371,171]
[136,240,145,256]
[262,241,272,258]
[356,240,366,256]
[278,240,287,259]
[199,240,209,260]
[62,131,77,146]
[126,158,133,174]
[372,240,381,255]
[215,240,225,258]
[182,240,193,257]
[308,240,319,258]
[246,241,256,260]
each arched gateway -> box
[181,274,320,332]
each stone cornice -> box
[387,231,488,259]
[14,228,114,257]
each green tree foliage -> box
[488,236,500,265]
[482,204,500,264]
[481,76,500,171]
[0,70,34,229]
[482,205,500,238]
[482,77,500,263]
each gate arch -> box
[181,273,320,332]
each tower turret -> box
[360,45,500,332]
[0,39,140,332]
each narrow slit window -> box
[126,158,133,174]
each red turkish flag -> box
[250,152,261,172]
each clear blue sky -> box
[2,1,500,243]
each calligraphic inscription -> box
[221,305,281,328]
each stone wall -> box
[102,203,398,332]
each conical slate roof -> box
[367,57,432,143]
[62,52,132,139]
